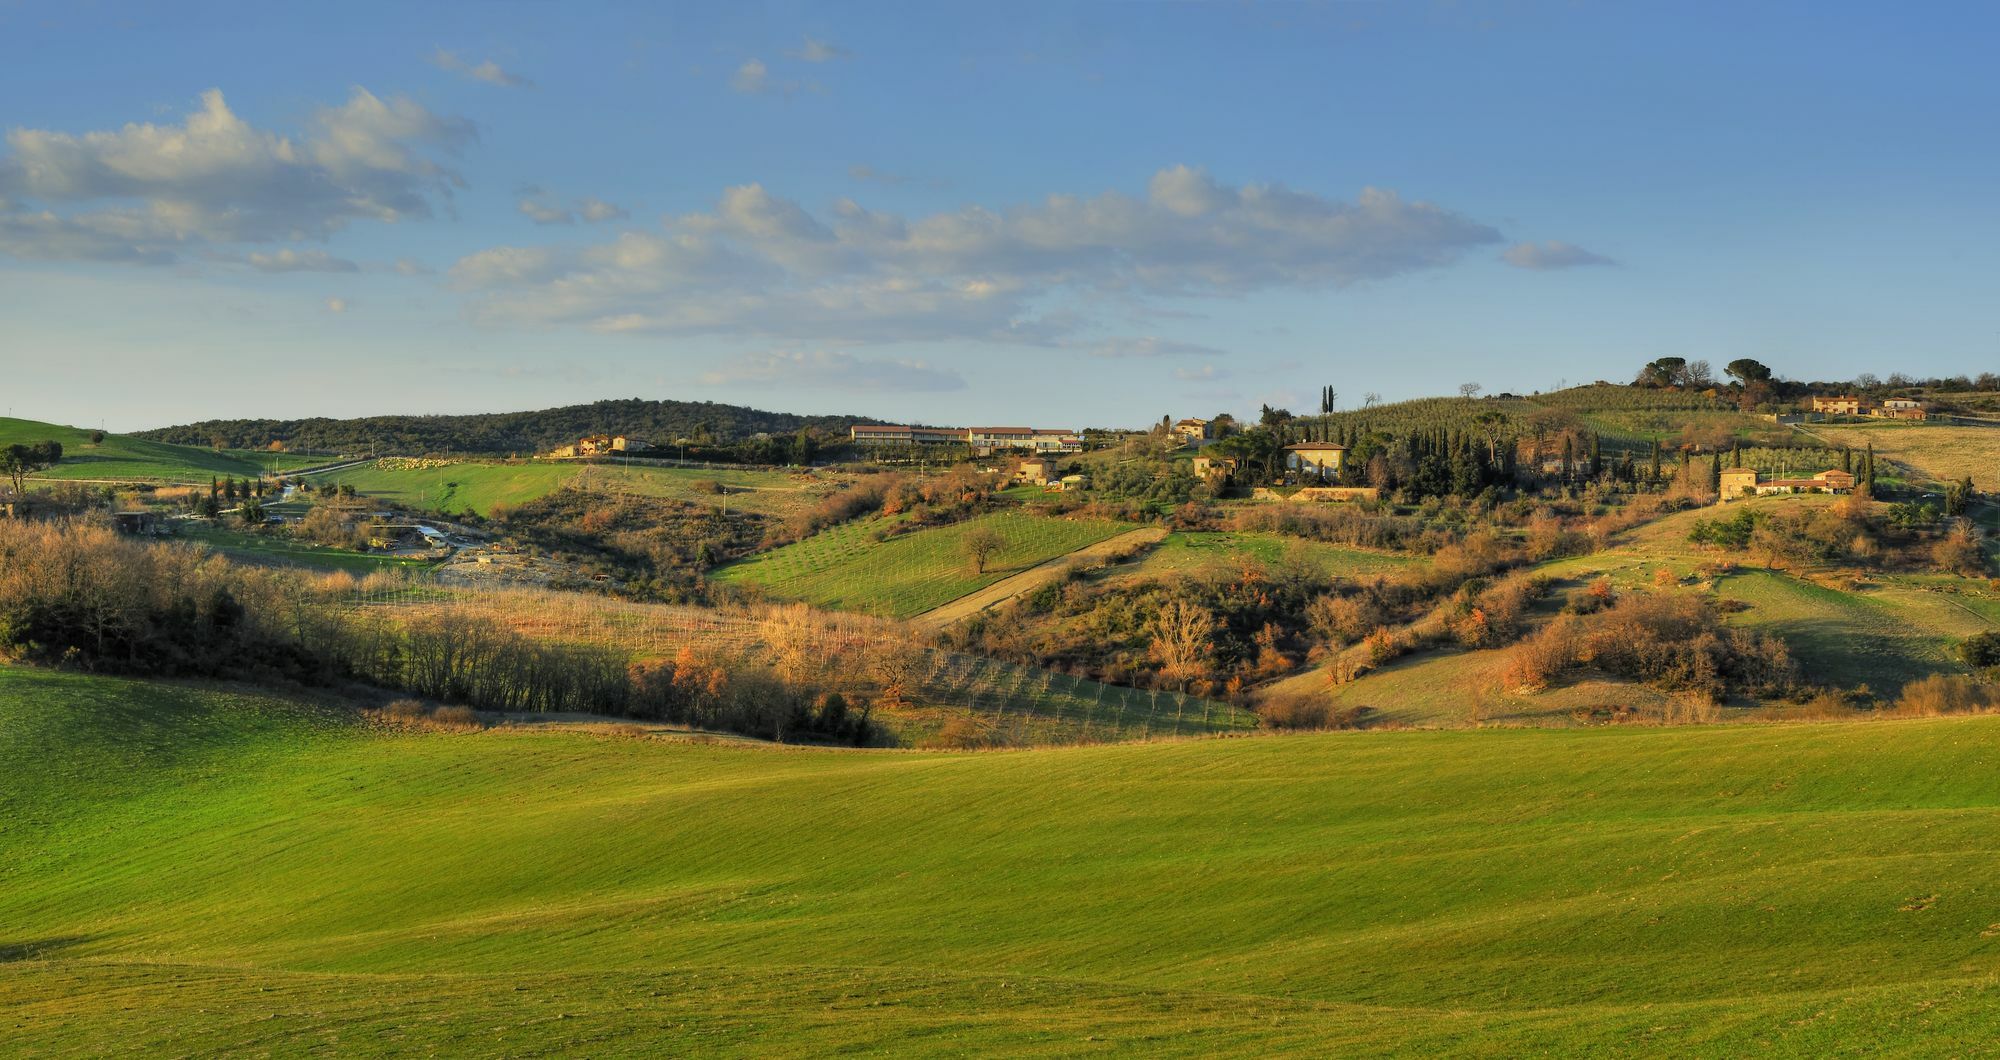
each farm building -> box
[1014,456,1061,486]
[1051,474,1089,492]
[1191,454,1237,483]
[1283,441,1349,479]
[1870,403,1928,421]
[1811,395,1869,416]
[1719,467,1856,501]
[967,427,1083,456]
[850,424,966,446]
[1173,418,1211,445]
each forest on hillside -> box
[135,398,868,455]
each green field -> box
[0,417,323,483]
[7,664,2000,1054]
[715,510,1134,617]
[324,458,823,517]
[178,524,439,576]
[1115,530,1417,581]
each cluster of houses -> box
[850,424,1085,456]
[1809,395,1929,421]
[549,435,651,458]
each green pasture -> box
[322,459,822,517]
[6,665,2000,1053]
[0,417,322,483]
[715,510,1135,618]
[177,524,439,576]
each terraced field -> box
[6,665,2000,1054]
[324,459,828,517]
[714,510,1136,618]
[0,417,323,483]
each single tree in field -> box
[760,603,818,685]
[1458,382,1482,400]
[88,430,106,444]
[238,498,266,526]
[1150,598,1217,689]
[2,440,63,494]
[1945,476,1972,517]
[1725,358,1773,385]
[962,526,1005,575]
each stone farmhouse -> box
[1718,467,1856,501]
[1283,441,1348,479]
[550,435,649,458]
[1811,395,1868,415]
[1191,454,1237,484]
[1173,418,1211,445]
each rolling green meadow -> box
[6,664,2000,1054]
[715,510,1135,618]
[0,417,323,483]
[176,524,440,576]
[324,458,821,517]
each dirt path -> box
[913,527,1168,630]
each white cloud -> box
[324,296,352,313]
[246,248,358,273]
[429,48,535,88]
[449,165,1504,343]
[577,196,628,223]
[518,197,575,225]
[699,350,964,393]
[393,257,433,275]
[790,36,852,63]
[731,58,770,94]
[729,57,819,97]
[1174,364,1228,381]
[0,87,474,264]
[1081,336,1223,359]
[1502,240,1615,270]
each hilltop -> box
[4,665,1998,1054]
[134,397,870,456]
[0,417,322,483]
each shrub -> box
[1893,674,2000,716]
[432,705,481,729]
[1963,631,2000,669]
[384,699,430,721]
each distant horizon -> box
[11,364,1991,440]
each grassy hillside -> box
[1810,421,2000,487]
[1316,384,1779,450]
[6,665,2000,1054]
[324,458,824,517]
[0,417,321,483]
[1111,530,1416,583]
[715,510,1134,617]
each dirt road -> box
[912,526,1167,630]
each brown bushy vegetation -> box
[495,488,763,599]
[1502,589,1797,699]
[0,517,881,744]
[948,527,1534,701]
[1892,674,2000,716]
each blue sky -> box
[2,0,1996,431]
